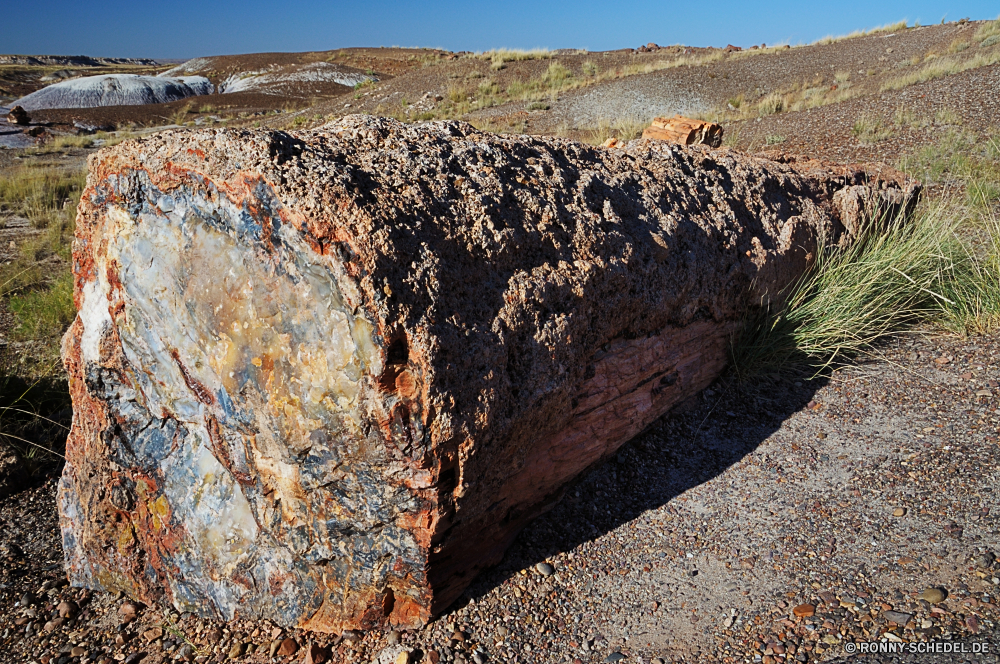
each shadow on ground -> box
[458,368,829,607]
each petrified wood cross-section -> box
[58,116,917,632]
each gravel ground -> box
[2,331,998,664]
[727,62,1000,164]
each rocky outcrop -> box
[59,115,918,633]
[13,74,212,111]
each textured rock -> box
[6,105,30,126]
[58,115,917,633]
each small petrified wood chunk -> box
[58,116,917,632]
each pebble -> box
[975,552,996,569]
[604,653,626,663]
[117,602,138,624]
[471,652,486,664]
[883,610,913,625]
[206,627,223,644]
[143,626,163,643]
[920,588,947,604]
[71,646,86,657]
[387,630,401,645]
[395,650,412,664]
[792,604,815,618]
[535,562,555,576]
[228,641,244,658]
[303,642,328,664]
[57,601,78,619]
[278,637,299,656]
[892,507,906,517]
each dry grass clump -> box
[881,49,1000,91]
[0,164,83,372]
[732,131,1000,377]
[814,20,909,46]
[852,114,893,144]
[974,17,1000,45]
[479,49,552,70]
[583,116,648,145]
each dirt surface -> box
[2,333,998,664]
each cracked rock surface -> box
[59,115,916,633]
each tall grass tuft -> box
[730,206,958,378]
[732,130,1000,378]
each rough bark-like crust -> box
[58,115,917,632]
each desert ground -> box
[1,17,1000,664]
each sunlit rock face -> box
[59,116,918,632]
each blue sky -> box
[4,1,999,60]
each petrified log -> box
[59,115,917,633]
[7,105,30,125]
[642,115,723,148]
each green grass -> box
[0,164,84,374]
[731,130,1000,378]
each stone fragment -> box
[228,642,244,658]
[920,587,947,604]
[975,552,996,568]
[205,627,223,644]
[277,638,299,657]
[892,507,906,517]
[57,600,78,618]
[71,646,87,657]
[303,642,328,664]
[6,105,29,125]
[883,610,912,625]
[57,115,919,633]
[118,602,138,624]
[792,604,815,618]
[143,626,163,643]
[396,651,413,664]
[535,562,555,576]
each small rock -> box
[892,507,906,517]
[205,627,223,644]
[342,630,362,644]
[6,105,29,125]
[920,588,947,604]
[303,642,328,664]
[604,653,626,663]
[19,591,35,606]
[269,640,282,657]
[395,651,412,664]
[57,600,79,618]
[277,638,298,656]
[228,641,244,659]
[536,562,554,576]
[176,644,194,662]
[123,654,145,664]
[976,552,996,569]
[451,630,466,642]
[883,610,912,625]
[792,604,815,618]
[71,646,87,657]
[143,627,164,643]
[471,651,486,664]
[118,602,139,624]
[387,630,401,645]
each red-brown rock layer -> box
[58,115,917,632]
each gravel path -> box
[2,332,998,664]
